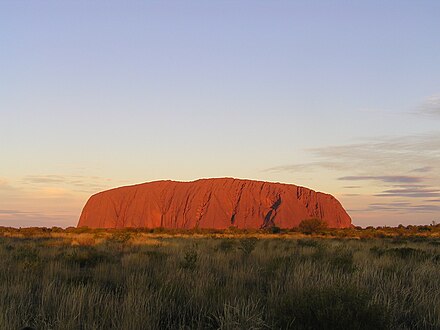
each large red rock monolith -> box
[77,178,351,229]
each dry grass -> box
[0,227,440,329]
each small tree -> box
[298,218,327,235]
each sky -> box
[1,1,439,228]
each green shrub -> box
[61,247,110,268]
[329,249,356,273]
[217,239,235,253]
[180,244,198,270]
[238,238,258,257]
[298,218,327,234]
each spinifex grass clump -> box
[238,237,258,257]
[180,244,198,270]
[0,235,439,329]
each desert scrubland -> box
[1,225,439,329]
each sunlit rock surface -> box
[78,178,352,229]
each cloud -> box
[22,174,114,193]
[371,202,412,207]
[0,209,39,216]
[0,178,16,191]
[22,175,66,184]
[380,188,439,194]
[0,209,75,228]
[264,161,345,173]
[375,187,440,198]
[348,202,440,213]
[418,95,440,116]
[338,176,423,184]
[392,184,430,188]
[265,133,440,176]
[410,166,433,173]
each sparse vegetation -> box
[298,218,328,234]
[238,237,258,257]
[0,225,440,329]
[180,243,198,270]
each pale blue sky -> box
[1,1,439,227]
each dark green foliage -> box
[61,247,112,268]
[180,244,198,270]
[329,249,356,273]
[270,226,281,234]
[238,237,258,257]
[388,247,420,259]
[298,218,328,234]
[216,239,235,253]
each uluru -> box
[78,178,351,229]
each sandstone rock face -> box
[77,178,352,229]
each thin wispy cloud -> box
[264,161,345,173]
[410,166,433,173]
[338,176,423,184]
[375,188,440,198]
[389,184,428,189]
[22,174,114,193]
[0,179,15,191]
[349,203,440,213]
[0,209,36,215]
[418,95,440,116]
[23,175,66,184]
[0,209,73,228]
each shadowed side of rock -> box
[77,178,352,229]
